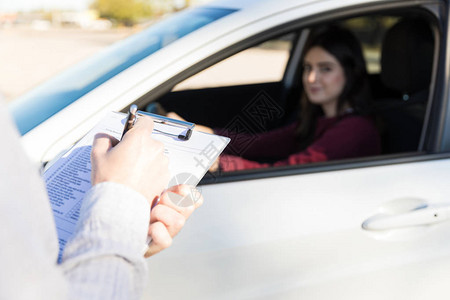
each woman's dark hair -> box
[296,25,371,148]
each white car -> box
[9,0,450,298]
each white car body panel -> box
[145,158,450,299]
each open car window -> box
[150,11,437,181]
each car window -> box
[173,34,295,91]
[153,12,437,181]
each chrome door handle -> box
[362,198,450,231]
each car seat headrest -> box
[380,17,434,97]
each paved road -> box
[0,26,135,102]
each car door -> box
[142,1,450,299]
[145,158,450,299]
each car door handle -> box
[362,198,450,231]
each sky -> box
[0,0,92,12]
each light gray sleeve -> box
[0,100,67,300]
[1,98,151,300]
[61,182,151,300]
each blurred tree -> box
[91,0,153,26]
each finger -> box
[120,115,154,145]
[209,157,220,172]
[92,133,115,159]
[130,115,154,135]
[159,185,203,217]
[150,204,186,237]
[163,184,203,213]
[145,221,172,257]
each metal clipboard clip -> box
[121,104,195,141]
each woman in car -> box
[169,25,381,172]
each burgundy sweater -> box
[215,114,381,172]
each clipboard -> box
[43,109,230,261]
[122,104,195,141]
[136,110,195,141]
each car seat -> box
[374,16,434,153]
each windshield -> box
[10,7,236,135]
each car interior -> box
[137,9,438,178]
[369,16,434,154]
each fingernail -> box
[151,197,160,209]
